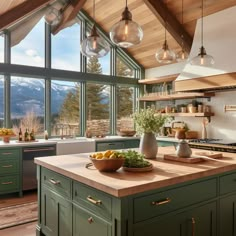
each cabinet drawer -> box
[0,158,20,174]
[42,168,72,199]
[73,182,112,221]
[96,142,125,151]
[0,149,20,158]
[0,175,19,193]
[133,178,217,222]
[220,172,236,195]
[73,205,112,236]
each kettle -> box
[176,140,192,158]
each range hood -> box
[175,6,236,92]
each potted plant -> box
[133,107,170,159]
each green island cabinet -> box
[36,165,236,236]
[95,138,140,151]
[0,147,22,197]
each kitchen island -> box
[35,147,236,236]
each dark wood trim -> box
[0,0,55,31]
[52,0,87,35]
[143,0,192,52]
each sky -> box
[9,18,110,75]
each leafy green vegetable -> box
[121,150,151,168]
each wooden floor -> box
[0,190,38,235]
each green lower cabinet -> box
[157,140,176,147]
[134,202,216,236]
[219,194,236,236]
[73,204,112,236]
[41,188,72,236]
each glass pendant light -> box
[109,0,143,48]
[176,0,188,62]
[155,22,176,64]
[190,0,214,66]
[81,0,110,58]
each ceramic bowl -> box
[90,157,125,172]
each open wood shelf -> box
[138,74,179,84]
[164,112,214,117]
[139,92,215,101]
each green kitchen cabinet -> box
[0,147,22,197]
[157,140,177,147]
[96,138,140,151]
[134,202,216,236]
[73,204,112,236]
[36,165,236,236]
[41,188,72,236]
[219,194,236,236]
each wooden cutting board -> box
[164,152,223,163]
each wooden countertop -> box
[35,146,236,197]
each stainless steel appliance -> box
[22,145,56,191]
[189,139,236,153]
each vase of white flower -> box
[133,107,170,159]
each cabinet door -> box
[73,204,111,236]
[219,194,236,236]
[181,202,216,236]
[41,188,72,236]
[134,202,216,236]
[96,141,125,151]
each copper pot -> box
[175,129,186,139]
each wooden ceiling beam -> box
[0,0,55,31]
[143,0,193,52]
[52,0,87,34]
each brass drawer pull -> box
[87,195,102,205]
[151,197,171,206]
[2,181,13,185]
[49,179,60,185]
[88,216,93,224]
[191,217,196,236]
[2,165,13,168]
[2,152,13,155]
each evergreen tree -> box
[58,84,80,123]
[87,57,109,120]
[116,57,133,118]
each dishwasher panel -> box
[22,145,56,191]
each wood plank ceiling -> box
[0,0,236,69]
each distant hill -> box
[0,78,75,118]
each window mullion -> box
[4,30,11,128]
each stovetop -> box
[188,139,236,153]
[189,139,236,146]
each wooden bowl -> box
[90,157,125,172]
[117,130,136,137]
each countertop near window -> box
[34,146,236,197]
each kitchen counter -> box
[34,146,236,197]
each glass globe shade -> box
[155,40,176,64]
[81,26,110,58]
[44,7,62,26]
[110,20,143,48]
[190,46,215,66]
[176,48,188,62]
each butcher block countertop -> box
[35,146,236,197]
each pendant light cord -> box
[125,0,127,7]
[201,0,204,47]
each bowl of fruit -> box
[90,150,125,172]
[0,128,15,143]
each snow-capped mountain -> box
[0,77,76,118]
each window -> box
[99,52,110,75]
[11,76,45,136]
[86,82,110,136]
[11,19,45,67]
[51,80,80,137]
[117,85,134,131]
[0,36,4,63]
[0,76,4,127]
[51,23,81,71]
[116,56,134,78]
